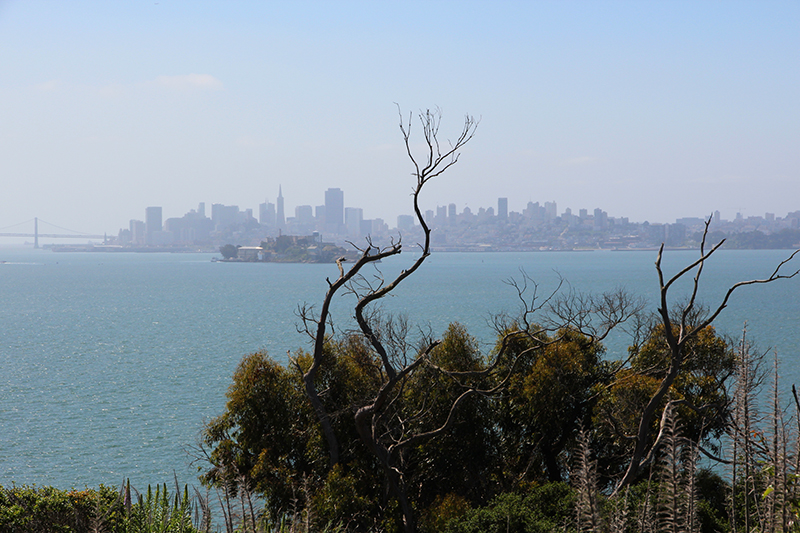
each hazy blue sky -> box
[1,1,798,238]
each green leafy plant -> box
[123,483,197,533]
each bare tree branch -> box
[612,217,799,495]
[298,107,477,533]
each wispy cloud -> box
[150,74,224,91]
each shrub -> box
[443,483,576,533]
[0,483,122,533]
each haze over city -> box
[1,1,798,240]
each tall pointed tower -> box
[277,185,285,229]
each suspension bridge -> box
[0,218,106,248]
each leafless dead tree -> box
[294,107,481,532]
[612,218,800,495]
[294,108,668,531]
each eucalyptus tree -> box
[294,107,482,532]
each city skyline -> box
[102,186,800,253]
[2,182,797,246]
[2,2,798,237]
[3,188,799,251]
[125,185,796,236]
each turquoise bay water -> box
[1,248,799,490]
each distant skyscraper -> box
[145,206,162,245]
[435,205,447,227]
[198,202,205,218]
[448,203,457,225]
[277,186,285,229]
[296,205,314,225]
[325,188,344,233]
[563,208,577,227]
[544,201,557,220]
[397,214,415,231]
[345,207,363,236]
[130,219,145,245]
[259,201,276,226]
[211,204,238,229]
[498,197,508,220]
[594,208,607,228]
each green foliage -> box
[0,484,123,533]
[441,483,577,533]
[498,326,607,484]
[597,475,733,533]
[632,325,733,441]
[694,469,730,533]
[200,321,742,531]
[201,342,391,529]
[0,483,201,533]
[218,244,239,259]
[259,235,351,263]
[311,463,384,532]
[403,324,501,508]
[418,493,470,533]
[201,350,318,521]
[593,324,735,483]
[123,484,197,533]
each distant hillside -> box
[696,228,800,249]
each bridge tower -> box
[34,217,39,249]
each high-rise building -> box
[325,188,344,233]
[259,201,276,226]
[544,201,557,220]
[594,208,607,228]
[435,205,447,227]
[198,202,206,218]
[369,218,388,235]
[295,205,314,225]
[211,204,238,229]
[277,186,285,229]
[524,201,542,222]
[163,207,214,244]
[666,223,686,247]
[345,207,363,236]
[498,197,508,220]
[563,208,577,227]
[448,203,457,225]
[397,214,415,231]
[315,205,326,227]
[130,219,145,245]
[145,206,162,245]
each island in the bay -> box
[216,234,358,263]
